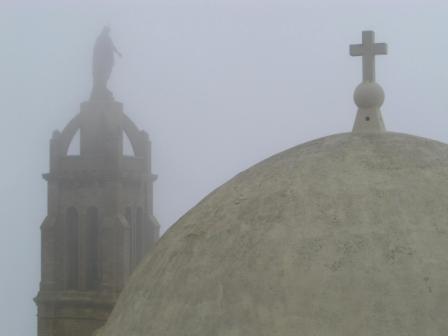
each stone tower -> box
[34,28,159,336]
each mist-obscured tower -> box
[34,28,159,336]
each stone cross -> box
[350,31,387,82]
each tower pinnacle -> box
[35,31,158,336]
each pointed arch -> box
[136,207,143,262]
[65,207,79,290]
[125,207,134,269]
[59,114,82,156]
[123,130,136,156]
[67,128,80,156]
[85,207,100,290]
[122,114,145,157]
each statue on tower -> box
[91,26,122,100]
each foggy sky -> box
[2,1,448,335]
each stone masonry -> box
[34,99,159,336]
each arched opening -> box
[123,130,136,157]
[136,207,143,262]
[125,207,132,226]
[67,129,80,156]
[85,207,99,290]
[66,207,79,290]
[59,114,81,156]
[122,114,143,157]
[125,207,134,269]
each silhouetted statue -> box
[91,26,122,100]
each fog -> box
[2,0,448,334]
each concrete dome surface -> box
[99,132,448,336]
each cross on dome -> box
[350,31,387,133]
[350,31,387,82]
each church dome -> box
[98,132,448,336]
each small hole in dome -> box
[365,116,370,121]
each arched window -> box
[123,131,136,157]
[125,207,134,268]
[67,128,80,156]
[136,207,143,262]
[66,207,79,290]
[86,207,99,290]
[125,207,132,226]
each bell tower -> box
[34,28,159,336]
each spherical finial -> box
[354,82,385,109]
